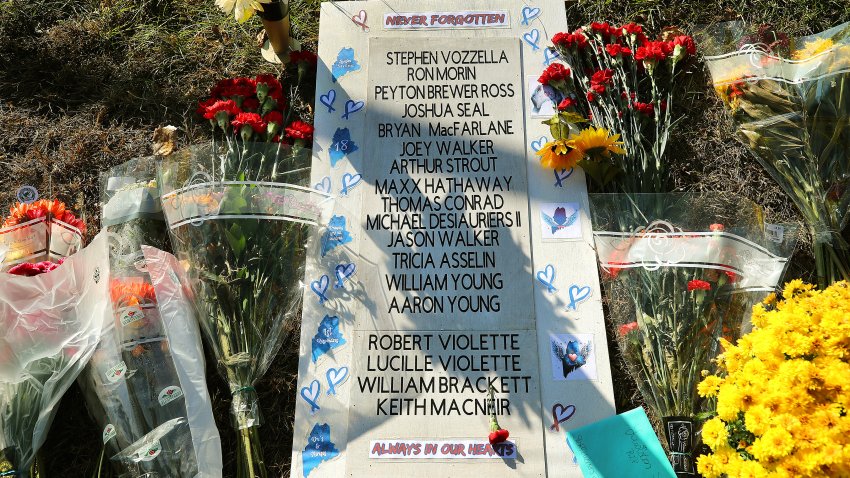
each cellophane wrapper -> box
[0,214,83,271]
[78,157,221,478]
[0,233,109,477]
[158,141,332,478]
[589,193,796,477]
[703,21,850,287]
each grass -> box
[0,0,848,476]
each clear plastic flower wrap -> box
[77,157,221,478]
[158,140,332,478]
[0,233,109,477]
[0,197,86,271]
[702,21,850,287]
[589,193,797,477]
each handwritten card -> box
[565,408,675,478]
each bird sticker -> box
[540,203,581,239]
[550,335,596,380]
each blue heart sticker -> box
[536,264,557,293]
[340,173,362,196]
[310,275,330,304]
[326,366,349,396]
[331,47,361,83]
[334,263,356,289]
[543,47,562,66]
[302,424,339,477]
[554,168,574,188]
[314,176,331,194]
[521,6,541,25]
[329,128,358,168]
[321,215,353,257]
[319,89,336,113]
[342,100,365,120]
[530,135,548,152]
[300,380,321,414]
[566,284,592,311]
[311,315,346,362]
[523,29,541,51]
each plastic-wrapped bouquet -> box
[0,198,85,270]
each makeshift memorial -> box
[697,280,850,478]
[0,233,109,478]
[704,21,850,288]
[162,77,330,478]
[78,158,221,478]
[590,193,796,476]
[0,198,85,270]
[539,22,697,193]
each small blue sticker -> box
[302,423,339,477]
[310,275,330,304]
[523,29,541,51]
[530,135,548,152]
[566,285,592,311]
[331,47,361,83]
[536,264,557,293]
[314,176,331,194]
[544,47,562,66]
[329,128,359,168]
[341,100,365,120]
[326,366,349,396]
[300,380,321,414]
[554,168,574,187]
[521,6,541,25]
[321,215,353,257]
[319,89,336,113]
[334,263,356,289]
[311,315,346,363]
[340,173,362,196]
[542,206,579,234]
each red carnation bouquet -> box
[0,198,85,271]
[589,193,796,476]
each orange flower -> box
[2,199,86,233]
[110,279,157,305]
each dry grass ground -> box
[0,0,848,476]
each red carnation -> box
[724,271,738,283]
[203,100,240,120]
[620,23,647,44]
[687,279,711,292]
[632,101,654,116]
[285,120,314,141]
[255,73,282,92]
[605,44,632,57]
[264,111,283,126]
[709,223,725,232]
[489,428,510,445]
[538,63,571,86]
[672,35,696,61]
[590,21,618,39]
[196,98,216,116]
[552,30,588,51]
[289,50,318,65]
[618,322,639,336]
[8,259,63,277]
[241,98,260,112]
[635,41,673,63]
[589,69,613,94]
[586,91,596,102]
[231,112,267,134]
[557,98,576,111]
[210,78,236,98]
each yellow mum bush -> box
[697,280,850,478]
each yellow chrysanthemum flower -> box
[535,139,583,170]
[792,37,835,60]
[216,0,272,22]
[568,126,626,161]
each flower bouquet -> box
[704,21,850,288]
[0,233,109,478]
[77,158,221,477]
[538,22,697,193]
[160,77,331,478]
[589,193,796,476]
[0,198,86,271]
[697,280,850,478]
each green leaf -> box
[225,222,247,257]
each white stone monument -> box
[292,2,616,476]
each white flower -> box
[215,0,272,23]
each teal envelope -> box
[565,407,677,478]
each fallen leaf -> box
[153,125,178,156]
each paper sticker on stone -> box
[527,75,564,118]
[158,386,184,406]
[550,334,597,380]
[320,215,353,257]
[566,284,592,311]
[314,176,331,194]
[302,423,340,477]
[329,128,359,167]
[530,135,548,152]
[543,47,562,66]
[15,185,38,204]
[549,403,576,432]
[325,366,349,396]
[351,9,369,32]
[331,47,361,83]
[342,99,365,120]
[523,28,541,50]
[311,315,346,362]
[565,435,579,464]
[310,274,330,304]
[541,203,581,240]
[103,424,117,444]
[300,380,322,415]
[536,264,557,293]
[333,262,355,288]
[105,361,127,383]
[520,6,540,25]
[319,89,337,113]
[554,168,574,188]
[340,173,362,196]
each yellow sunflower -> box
[791,37,835,60]
[536,139,583,169]
[568,126,626,161]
